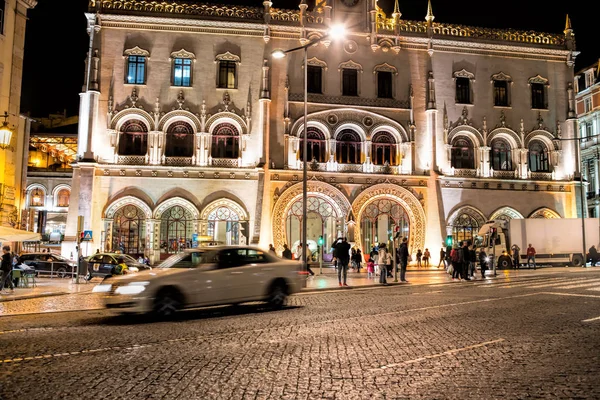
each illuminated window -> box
[211,123,240,159]
[30,188,45,207]
[56,189,70,207]
[528,141,550,172]
[491,139,512,171]
[336,130,361,164]
[126,56,146,84]
[298,127,326,163]
[451,138,474,169]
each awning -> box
[0,226,42,242]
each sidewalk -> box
[0,277,95,302]
[0,265,578,303]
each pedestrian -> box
[469,243,476,278]
[511,244,520,269]
[96,249,100,254]
[282,243,292,260]
[588,245,599,266]
[297,243,315,276]
[336,237,351,286]
[0,245,15,293]
[416,249,422,268]
[450,243,460,280]
[137,254,145,264]
[462,241,471,280]
[366,258,375,279]
[526,243,536,270]
[332,238,342,271]
[376,243,390,285]
[350,248,357,271]
[398,238,409,282]
[423,248,430,268]
[369,246,378,276]
[268,244,276,254]
[438,246,446,269]
[478,248,488,278]
[352,248,363,273]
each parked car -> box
[93,246,305,317]
[83,253,151,279]
[19,253,78,278]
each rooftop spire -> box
[425,0,434,23]
[564,14,572,34]
[392,0,401,19]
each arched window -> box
[56,189,70,207]
[452,213,480,245]
[371,132,396,165]
[528,141,550,172]
[29,187,45,207]
[491,139,512,171]
[160,205,194,256]
[451,138,474,169]
[299,127,326,163]
[207,206,241,245]
[112,205,146,255]
[118,120,148,156]
[211,123,239,159]
[165,121,194,157]
[336,130,362,164]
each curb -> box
[0,291,70,303]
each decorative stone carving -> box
[373,62,398,75]
[215,51,241,63]
[271,181,351,252]
[351,184,427,255]
[170,49,195,60]
[453,69,475,80]
[338,60,363,72]
[491,71,512,82]
[123,46,150,57]
[528,75,549,85]
[306,57,327,70]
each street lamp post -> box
[554,134,587,266]
[273,26,345,273]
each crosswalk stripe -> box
[520,278,600,289]
[481,277,573,289]
[550,279,600,290]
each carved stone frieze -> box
[288,93,410,109]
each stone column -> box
[479,146,491,177]
[148,219,160,265]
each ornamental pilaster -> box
[518,148,529,179]
[102,218,114,252]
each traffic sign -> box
[82,230,93,241]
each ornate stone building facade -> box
[576,60,600,217]
[65,0,580,262]
[0,0,36,229]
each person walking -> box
[438,247,446,269]
[297,243,315,276]
[352,248,363,273]
[1,246,15,293]
[511,244,521,269]
[469,243,476,278]
[451,244,461,280]
[423,248,431,268]
[268,244,276,254]
[376,243,390,285]
[478,248,488,279]
[462,241,471,280]
[526,243,536,270]
[416,249,422,268]
[366,257,375,279]
[282,244,292,260]
[588,245,599,266]
[398,237,409,282]
[336,238,351,286]
[369,246,379,276]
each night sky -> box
[20,0,597,118]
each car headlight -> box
[128,267,139,273]
[93,284,112,293]
[114,281,150,295]
[485,257,490,262]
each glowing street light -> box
[272,25,346,274]
[0,112,13,150]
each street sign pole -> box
[76,216,84,284]
[392,224,398,283]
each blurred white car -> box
[93,246,305,317]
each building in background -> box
[23,113,77,247]
[65,0,580,263]
[0,0,37,231]
[576,60,600,217]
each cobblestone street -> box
[1,269,600,399]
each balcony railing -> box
[211,158,240,168]
[492,170,517,179]
[530,172,553,181]
[164,157,194,166]
[117,155,147,165]
[337,163,363,173]
[453,168,477,177]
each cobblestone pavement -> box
[1,269,600,399]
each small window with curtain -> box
[126,56,146,84]
[531,83,546,109]
[493,80,509,107]
[455,77,471,104]
[218,61,237,89]
[377,71,393,99]
[173,58,193,87]
[307,66,323,94]
[342,69,358,96]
